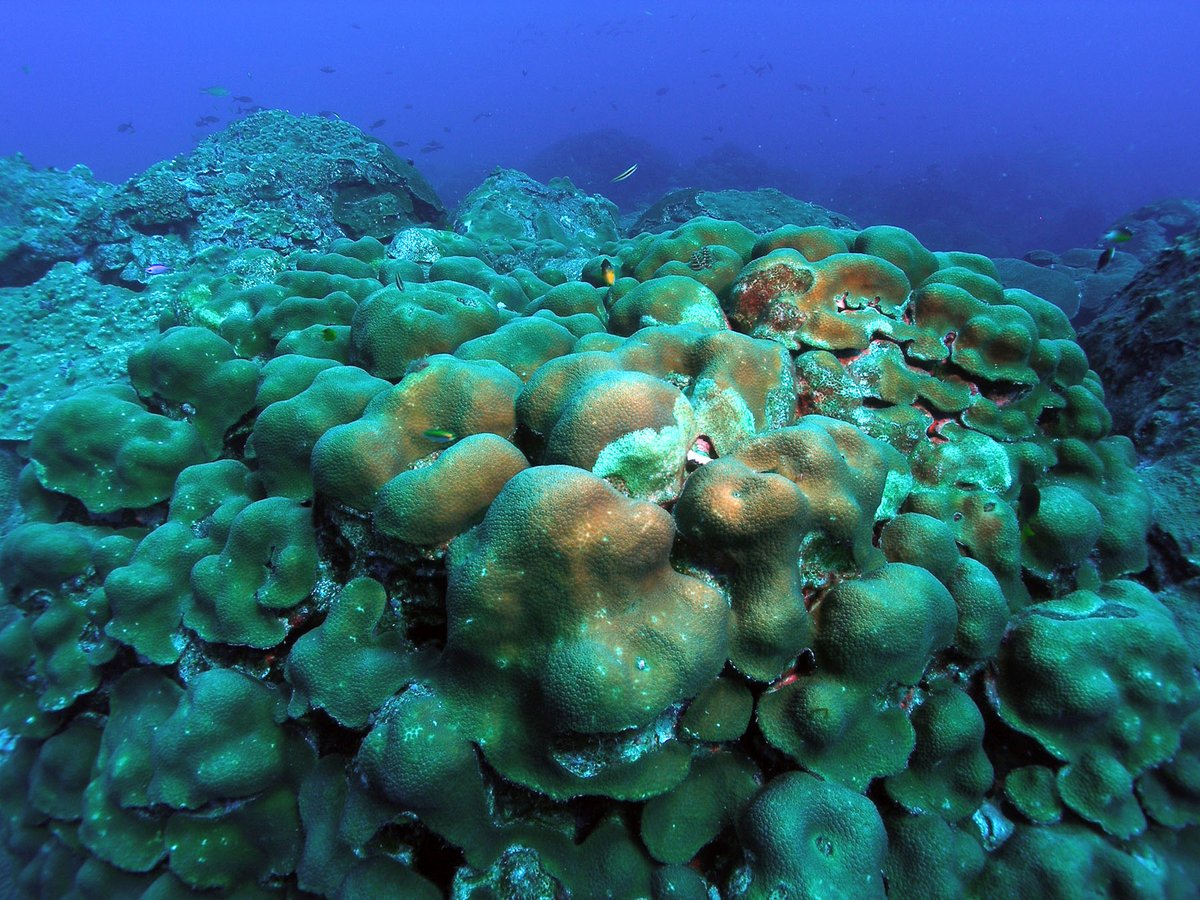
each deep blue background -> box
[3,0,1197,256]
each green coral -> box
[732,770,887,898]
[103,460,263,663]
[641,751,759,864]
[311,354,522,511]
[993,580,1200,837]
[29,385,208,513]
[284,577,427,728]
[185,495,319,648]
[127,326,259,454]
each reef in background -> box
[1080,227,1200,664]
[0,111,1198,898]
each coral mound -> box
[0,195,1193,899]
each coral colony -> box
[1,115,1196,897]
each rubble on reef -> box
[1,115,1199,897]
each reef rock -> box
[91,111,445,285]
[674,144,813,201]
[1079,227,1200,649]
[452,167,621,278]
[633,187,855,236]
[0,264,162,442]
[1103,198,1200,264]
[0,113,445,293]
[0,155,111,288]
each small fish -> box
[655,87,669,96]
[403,103,414,109]
[610,163,638,183]
[321,327,338,342]
[232,95,253,103]
[423,428,456,443]
[370,118,386,129]
[194,115,220,127]
[600,259,616,286]
[319,66,336,74]
[393,272,406,291]
[442,126,452,134]
[421,140,444,153]
[1096,247,1116,271]
[117,121,135,133]
[392,139,409,147]
[145,264,172,276]
[472,111,492,122]
[1103,225,1134,244]
[200,86,229,96]
[20,64,30,75]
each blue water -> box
[3,0,1198,256]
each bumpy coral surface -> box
[0,206,1194,898]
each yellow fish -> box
[600,259,616,286]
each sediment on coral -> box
[0,181,1194,899]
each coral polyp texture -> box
[1,195,1196,899]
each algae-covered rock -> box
[1079,227,1200,647]
[0,264,161,441]
[0,155,110,288]
[106,110,444,268]
[452,167,619,277]
[4,113,445,294]
[632,186,855,236]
